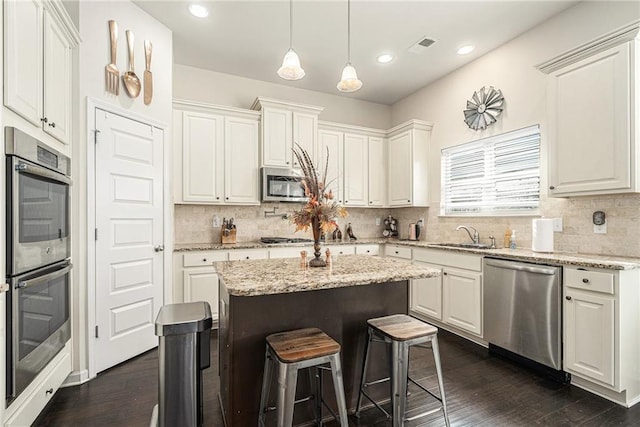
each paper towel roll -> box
[532,219,554,253]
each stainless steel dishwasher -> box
[483,258,564,374]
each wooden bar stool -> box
[355,314,450,427]
[258,328,349,427]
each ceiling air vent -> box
[408,37,436,54]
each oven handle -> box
[16,263,73,290]
[15,159,72,186]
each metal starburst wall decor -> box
[463,86,504,130]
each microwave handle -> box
[16,263,73,290]
[15,159,72,186]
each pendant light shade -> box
[337,0,362,92]
[278,0,305,80]
[278,48,305,80]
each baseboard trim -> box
[62,369,90,387]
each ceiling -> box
[134,1,578,105]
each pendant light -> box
[337,0,362,92]
[277,0,305,80]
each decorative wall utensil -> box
[105,20,119,95]
[463,86,504,130]
[143,40,153,105]
[123,30,141,98]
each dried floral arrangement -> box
[290,144,348,234]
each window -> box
[441,125,540,216]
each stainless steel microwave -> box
[261,167,307,203]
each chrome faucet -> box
[456,225,479,244]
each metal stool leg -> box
[391,340,409,427]
[313,366,322,425]
[276,362,299,427]
[259,347,274,427]
[431,336,450,427]
[329,354,349,426]
[355,327,373,417]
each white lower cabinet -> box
[356,244,379,256]
[442,267,482,336]
[410,248,483,337]
[228,249,268,261]
[5,343,71,427]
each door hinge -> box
[95,228,98,240]
[95,326,99,338]
[94,129,101,144]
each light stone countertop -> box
[215,254,440,297]
[174,239,640,270]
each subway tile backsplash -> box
[175,193,640,258]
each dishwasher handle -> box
[485,258,558,275]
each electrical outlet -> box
[594,223,607,234]
[552,218,563,232]
[375,217,381,226]
[212,215,221,228]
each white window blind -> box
[441,125,540,216]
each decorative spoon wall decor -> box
[463,86,504,130]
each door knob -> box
[154,245,165,252]
[0,283,8,293]
[566,296,572,301]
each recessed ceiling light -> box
[377,54,394,64]
[457,45,474,55]
[189,4,209,18]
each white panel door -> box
[43,11,71,145]
[368,136,386,206]
[411,262,442,320]
[225,117,259,204]
[262,107,292,167]
[343,133,368,207]
[182,111,224,203]
[184,268,219,321]
[94,110,164,373]
[442,267,482,336]
[4,0,43,126]
[565,289,615,386]
[318,130,344,203]
[292,111,318,167]
[388,131,412,206]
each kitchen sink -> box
[430,242,493,249]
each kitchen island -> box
[216,254,440,426]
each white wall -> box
[73,0,172,380]
[174,64,392,129]
[390,1,640,257]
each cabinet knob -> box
[407,200,411,203]
[549,186,556,190]
[216,197,219,200]
[45,388,54,395]
[369,201,373,204]
[366,250,370,253]
[345,201,348,203]
[286,161,290,165]
[49,122,56,128]
[582,278,589,284]
[566,296,572,301]
[202,258,207,262]
[443,272,448,276]
[226,197,229,200]
[395,251,399,254]
[245,256,250,260]
[41,117,48,123]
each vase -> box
[309,216,327,267]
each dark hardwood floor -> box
[34,329,640,426]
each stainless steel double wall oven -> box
[5,127,72,403]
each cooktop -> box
[260,237,314,244]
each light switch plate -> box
[212,215,221,228]
[375,217,381,226]
[594,223,607,234]
[552,218,563,232]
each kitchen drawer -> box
[5,344,71,427]
[386,245,412,260]
[326,245,356,256]
[270,246,313,259]
[565,267,614,295]
[183,251,228,267]
[228,249,268,261]
[356,245,379,256]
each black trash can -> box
[151,301,212,427]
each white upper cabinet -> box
[538,26,640,196]
[251,97,323,168]
[4,0,78,147]
[343,133,368,207]
[387,120,432,207]
[174,101,261,205]
[368,136,386,207]
[318,129,344,203]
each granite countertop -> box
[215,254,440,297]
[174,238,640,271]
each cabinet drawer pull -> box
[549,186,555,190]
[395,251,399,254]
[407,200,410,202]
[202,258,207,262]
[582,278,589,283]
[45,388,54,395]
[566,296,572,301]
[245,256,250,259]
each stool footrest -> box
[364,376,390,387]
[405,406,444,422]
